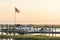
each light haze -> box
[0,0,60,24]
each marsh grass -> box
[0,35,60,40]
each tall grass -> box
[0,35,60,40]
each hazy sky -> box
[0,0,60,24]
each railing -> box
[0,24,60,40]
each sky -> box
[0,0,60,24]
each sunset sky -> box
[0,0,60,24]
